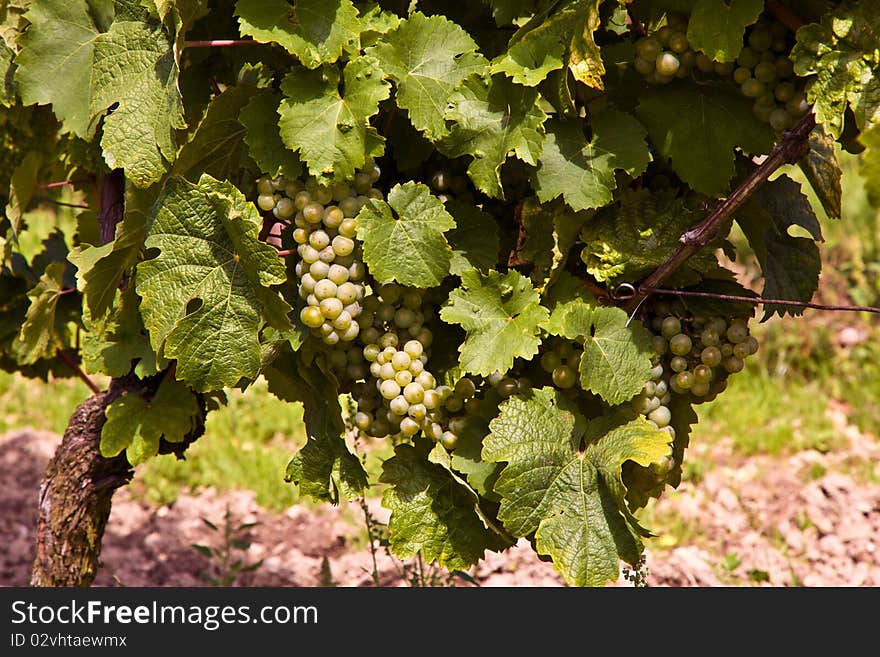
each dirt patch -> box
[2,423,878,588]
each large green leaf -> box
[172,85,260,182]
[792,2,880,137]
[100,377,199,465]
[441,73,547,198]
[368,11,487,139]
[380,439,508,570]
[90,20,186,187]
[543,297,654,405]
[519,197,589,291]
[13,260,67,365]
[13,0,101,137]
[578,187,721,287]
[440,268,548,377]
[636,84,776,195]
[736,173,822,319]
[483,388,672,586]
[135,174,293,392]
[445,201,500,276]
[534,109,650,212]
[686,0,763,63]
[799,124,842,220]
[278,57,389,185]
[356,182,455,287]
[239,89,302,181]
[235,0,360,68]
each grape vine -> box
[2,0,878,587]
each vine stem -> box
[624,111,817,313]
[56,350,101,395]
[765,0,807,32]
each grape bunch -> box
[622,302,759,509]
[254,165,381,347]
[633,12,809,132]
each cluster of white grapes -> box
[255,170,491,449]
[255,166,381,347]
[633,13,809,131]
[622,306,760,508]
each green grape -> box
[741,78,766,98]
[541,351,562,373]
[636,36,662,61]
[400,417,421,437]
[769,108,793,131]
[724,356,744,373]
[389,395,409,416]
[701,345,722,367]
[496,378,519,397]
[670,355,688,372]
[647,405,671,427]
[634,57,655,75]
[454,377,477,398]
[380,379,401,400]
[695,52,715,72]
[300,306,324,328]
[439,431,458,450]
[748,26,773,52]
[319,297,344,319]
[661,316,681,339]
[774,81,796,102]
[257,194,276,211]
[403,382,424,404]
[668,32,689,54]
[675,370,694,390]
[669,333,693,356]
[733,66,752,84]
[736,47,761,69]
[713,61,735,76]
[395,369,413,387]
[693,364,713,384]
[753,61,777,83]
[552,365,577,389]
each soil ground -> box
[2,415,879,588]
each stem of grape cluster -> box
[624,111,817,313]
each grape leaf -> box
[736,173,822,319]
[566,0,604,90]
[799,124,842,220]
[540,270,598,337]
[90,20,186,187]
[278,57,389,185]
[686,0,764,63]
[13,0,101,137]
[440,268,549,377]
[792,2,880,137]
[5,150,41,239]
[356,181,456,287]
[578,188,719,286]
[68,211,146,321]
[100,377,199,465]
[519,197,590,291]
[267,349,366,504]
[445,200,500,276]
[13,260,67,365]
[534,109,650,212]
[1,40,15,106]
[487,0,541,26]
[543,298,654,405]
[380,439,508,570]
[636,84,776,195]
[491,28,564,87]
[441,73,547,198]
[235,0,360,68]
[80,284,156,378]
[172,85,260,182]
[239,90,302,181]
[483,388,672,586]
[135,174,293,392]
[448,388,505,500]
[368,11,487,139]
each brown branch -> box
[56,350,102,395]
[624,111,817,313]
[765,0,807,32]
